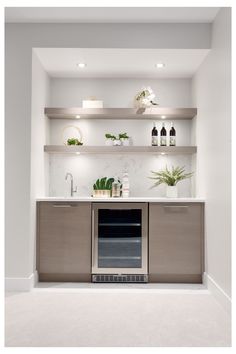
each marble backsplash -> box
[49,154,194,198]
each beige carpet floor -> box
[5,287,231,347]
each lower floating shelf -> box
[44,145,197,155]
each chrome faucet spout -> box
[65,173,77,197]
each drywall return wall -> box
[192,8,231,298]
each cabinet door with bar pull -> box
[149,203,204,283]
[37,202,91,282]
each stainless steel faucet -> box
[65,173,77,197]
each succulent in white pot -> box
[92,177,114,198]
[119,133,130,146]
[105,133,116,146]
[149,166,194,198]
[105,133,129,146]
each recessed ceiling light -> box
[75,115,81,119]
[161,115,166,119]
[156,63,165,69]
[76,63,86,68]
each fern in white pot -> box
[149,166,194,198]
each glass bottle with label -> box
[169,122,176,146]
[122,172,130,198]
[160,122,167,146]
[151,122,158,146]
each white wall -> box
[192,8,231,297]
[30,51,50,273]
[50,78,192,107]
[5,23,212,49]
[49,78,194,198]
[5,29,32,280]
[5,21,211,287]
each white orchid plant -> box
[134,87,158,108]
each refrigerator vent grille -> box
[92,274,148,283]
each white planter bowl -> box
[121,138,130,146]
[105,139,113,146]
[113,139,121,146]
[166,185,178,198]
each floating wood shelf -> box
[44,145,197,155]
[44,107,197,120]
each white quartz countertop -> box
[36,197,205,203]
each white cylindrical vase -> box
[166,185,178,198]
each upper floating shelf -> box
[44,107,197,120]
[44,145,197,155]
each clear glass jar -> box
[112,177,121,197]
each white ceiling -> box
[5,7,219,23]
[34,48,209,78]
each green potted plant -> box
[92,177,115,198]
[105,133,117,146]
[66,138,83,146]
[119,133,130,146]
[105,132,131,146]
[149,166,194,198]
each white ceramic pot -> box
[166,185,178,198]
[105,139,113,146]
[120,138,130,146]
[113,139,121,146]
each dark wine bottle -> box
[151,122,158,146]
[160,122,167,146]
[169,122,176,146]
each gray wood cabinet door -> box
[149,203,204,283]
[37,202,91,282]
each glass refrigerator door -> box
[97,209,142,268]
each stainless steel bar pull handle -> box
[163,205,189,212]
[164,206,188,208]
[53,204,72,208]
[92,210,96,268]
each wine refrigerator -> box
[92,203,148,283]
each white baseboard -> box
[5,271,38,292]
[203,272,231,314]
[5,270,232,314]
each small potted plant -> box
[149,166,193,198]
[105,133,121,146]
[92,177,114,198]
[119,133,130,146]
[105,133,117,146]
[67,138,83,146]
